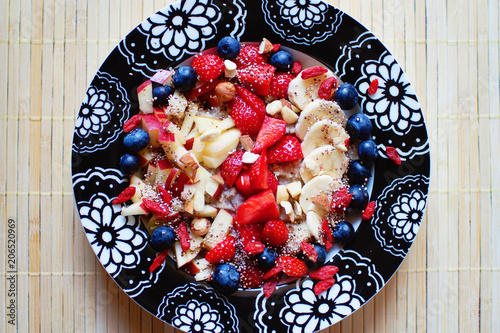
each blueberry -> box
[332,221,355,244]
[153,85,174,107]
[123,128,150,153]
[348,185,369,210]
[212,263,240,294]
[172,66,197,93]
[119,153,141,175]
[334,83,359,110]
[150,226,176,252]
[269,50,294,72]
[357,139,378,163]
[304,244,327,271]
[346,113,372,141]
[347,160,371,185]
[256,247,277,269]
[217,36,241,59]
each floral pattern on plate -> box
[73,72,130,155]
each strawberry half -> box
[240,265,264,289]
[205,235,236,264]
[228,86,266,136]
[191,54,225,82]
[250,150,268,191]
[237,64,276,96]
[267,135,304,164]
[236,189,280,225]
[280,256,308,277]
[220,150,245,187]
[235,168,254,198]
[235,223,263,247]
[252,116,287,154]
[269,73,295,99]
[234,44,267,68]
[261,220,289,246]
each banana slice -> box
[301,119,349,157]
[288,70,335,110]
[306,210,324,241]
[295,100,347,140]
[300,145,349,183]
[299,174,340,213]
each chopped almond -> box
[312,195,331,213]
[239,135,254,151]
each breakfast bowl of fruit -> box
[72,0,430,332]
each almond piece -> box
[224,60,237,78]
[180,152,200,170]
[215,82,236,103]
[286,181,302,198]
[239,135,254,151]
[281,106,299,124]
[276,185,289,204]
[312,195,331,213]
[259,38,274,54]
[266,100,283,116]
[191,217,211,236]
[210,174,225,185]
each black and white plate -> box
[72,1,430,332]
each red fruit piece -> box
[205,236,236,264]
[244,241,266,255]
[266,170,279,195]
[322,219,333,251]
[386,146,402,165]
[236,189,280,225]
[220,150,245,187]
[240,265,264,289]
[269,73,295,99]
[291,61,303,76]
[252,116,287,154]
[263,277,279,298]
[300,241,318,263]
[280,256,308,277]
[228,86,266,136]
[235,223,264,247]
[368,78,379,95]
[250,150,268,191]
[123,114,143,132]
[261,220,289,246]
[169,172,194,198]
[309,265,339,280]
[191,54,224,82]
[157,184,172,206]
[235,169,254,198]
[237,64,276,96]
[149,250,169,273]
[177,222,191,252]
[313,278,336,295]
[184,80,219,100]
[330,187,352,214]
[318,76,338,100]
[112,186,136,204]
[267,135,304,164]
[142,199,171,219]
[262,262,284,280]
[362,201,376,220]
[301,66,328,79]
[234,44,267,68]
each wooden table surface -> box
[1,0,499,332]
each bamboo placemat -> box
[1,0,498,332]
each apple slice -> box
[120,202,148,216]
[204,117,236,133]
[202,209,233,250]
[137,80,154,114]
[137,146,157,167]
[154,107,169,123]
[141,114,162,147]
[201,154,228,169]
[151,69,173,85]
[203,128,241,158]
[196,167,223,199]
[193,116,222,133]
[144,161,157,185]
[174,232,203,268]
[193,205,218,218]
[193,258,214,281]
[166,90,188,118]
[179,104,198,138]
[154,159,174,185]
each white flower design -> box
[172,300,224,333]
[280,278,364,332]
[388,190,426,242]
[79,193,148,277]
[76,86,113,138]
[357,52,422,135]
[140,0,220,60]
[279,0,328,29]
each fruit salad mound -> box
[116,37,379,297]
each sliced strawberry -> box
[262,262,284,280]
[309,265,339,280]
[261,220,289,246]
[191,54,225,82]
[330,187,352,214]
[252,116,287,154]
[269,73,295,99]
[313,278,336,295]
[236,189,280,225]
[112,186,136,204]
[177,222,190,252]
[244,241,266,255]
[263,277,279,298]
[184,80,219,100]
[235,168,254,198]
[234,44,267,68]
[280,256,308,277]
[266,170,279,195]
[300,241,318,263]
[220,150,245,187]
[361,201,376,220]
[205,235,236,264]
[240,265,264,289]
[228,87,266,136]
[267,135,304,164]
[237,64,276,96]
[235,223,264,247]
[250,150,268,191]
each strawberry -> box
[243,241,265,255]
[269,73,295,99]
[261,220,289,246]
[280,256,308,277]
[252,116,287,154]
[237,64,276,96]
[236,189,280,225]
[220,150,245,187]
[266,170,279,195]
[250,150,268,191]
[235,168,254,198]
[300,241,318,263]
[263,277,279,298]
[184,79,219,100]
[234,44,267,68]
[205,236,236,264]
[191,54,225,82]
[235,223,263,247]
[228,87,266,136]
[318,76,338,100]
[266,135,303,164]
[240,265,264,289]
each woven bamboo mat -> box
[1,0,499,332]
